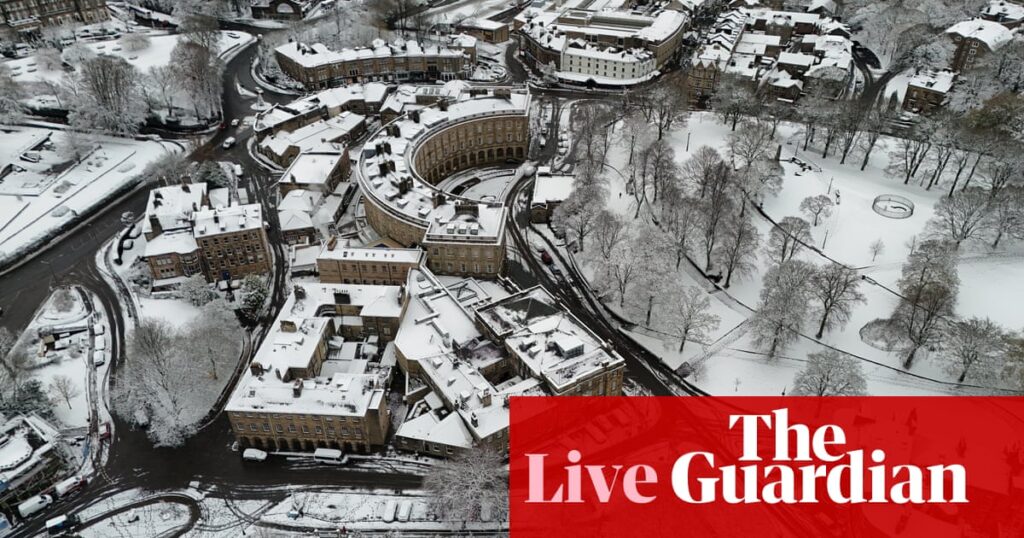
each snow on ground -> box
[583,111,1022,396]
[5,30,254,86]
[78,501,192,538]
[16,286,109,428]
[255,489,504,533]
[882,69,913,104]
[0,125,180,266]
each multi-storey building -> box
[142,183,272,285]
[0,414,64,514]
[530,166,574,223]
[275,39,473,90]
[516,4,688,86]
[945,18,1014,71]
[226,282,406,453]
[393,269,625,456]
[193,204,272,282]
[358,86,530,279]
[317,241,425,285]
[902,70,955,114]
[0,0,106,36]
[981,0,1024,29]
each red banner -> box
[510,397,1024,537]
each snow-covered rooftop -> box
[945,18,1015,50]
[983,0,1024,23]
[358,87,527,240]
[143,182,208,236]
[226,283,404,416]
[259,113,364,160]
[193,204,263,238]
[144,230,200,256]
[276,39,469,70]
[907,69,956,94]
[531,168,575,206]
[279,152,345,187]
[254,83,388,134]
[317,244,425,264]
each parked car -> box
[54,476,87,498]
[45,514,77,536]
[550,266,563,279]
[92,350,106,366]
[222,137,236,149]
[120,211,135,225]
[540,250,553,265]
[233,164,244,177]
[17,494,53,519]
[242,448,268,462]
[99,422,111,441]
[313,448,344,464]
[230,118,240,127]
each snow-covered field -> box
[578,111,1022,397]
[14,286,111,428]
[0,125,180,266]
[5,30,253,86]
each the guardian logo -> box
[525,408,968,505]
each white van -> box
[93,335,106,351]
[242,448,268,462]
[17,494,53,518]
[54,475,87,497]
[92,350,106,366]
[313,448,343,464]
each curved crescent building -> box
[358,87,531,279]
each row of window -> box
[238,422,365,437]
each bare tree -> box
[799,195,834,226]
[681,146,724,199]
[592,210,628,260]
[171,40,225,121]
[659,192,699,269]
[727,120,775,169]
[792,350,867,396]
[553,184,604,252]
[714,214,760,288]
[660,286,720,354]
[751,260,815,359]
[648,77,689,141]
[712,74,759,131]
[180,299,239,381]
[697,162,735,271]
[424,447,507,525]
[65,55,147,134]
[0,349,33,400]
[892,240,959,368]
[943,317,1006,384]
[869,239,885,262]
[857,106,892,171]
[810,264,865,339]
[594,242,641,309]
[0,64,25,124]
[50,375,80,409]
[987,186,1024,249]
[766,216,812,265]
[887,129,932,185]
[929,187,991,248]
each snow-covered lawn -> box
[576,110,1022,396]
[0,125,180,266]
[5,30,253,86]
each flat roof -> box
[318,244,425,264]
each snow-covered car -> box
[233,164,244,177]
[230,118,240,127]
[227,32,240,39]
[92,350,106,366]
[222,137,236,149]
[243,448,268,462]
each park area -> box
[555,104,1023,397]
